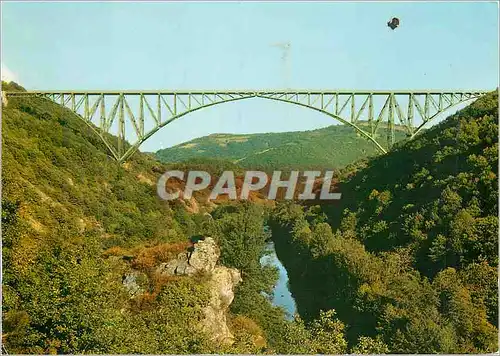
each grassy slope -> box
[156,124,408,171]
[1,82,187,248]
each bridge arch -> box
[5,90,488,162]
[120,94,390,162]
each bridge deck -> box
[3,89,492,162]
[5,89,491,95]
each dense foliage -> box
[203,201,351,354]
[1,82,225,353]
[2,81,497,354]
[1,82,352,354]
[270,91,499,353]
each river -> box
[260,240,297,320]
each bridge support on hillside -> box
[5,90,488,162]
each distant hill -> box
[156,124,408,171]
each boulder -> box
[122,271,145,297]
[157,237,219,276]
[155,236,242,345]
[188,237,219,273]
[201,266,242,344]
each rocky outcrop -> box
[122,271,145,297]
[156,237,242,344]
[157,237,219,276]
[200,266,242,344]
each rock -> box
[158,251,193,276]
[157,237,219,276]
[155,237,242,345]
[122,271,144,297]
[201,266,242,344]
[188,237,219,273]
[212,267,242,308]
[156,236,242,344]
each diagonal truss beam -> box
[4,90,489,162]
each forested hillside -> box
[270,91,499,353]
[156,124,407,171]
[2,81,497,354]
[1,82,215,353]
[1,82,362,354]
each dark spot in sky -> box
[387,17,400,30]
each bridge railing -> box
[4,90,490,162]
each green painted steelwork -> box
[5,90,489,162]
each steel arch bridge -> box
[5,90,488,162]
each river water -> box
[260,241,297,320]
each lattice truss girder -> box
[5,91,487,162]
